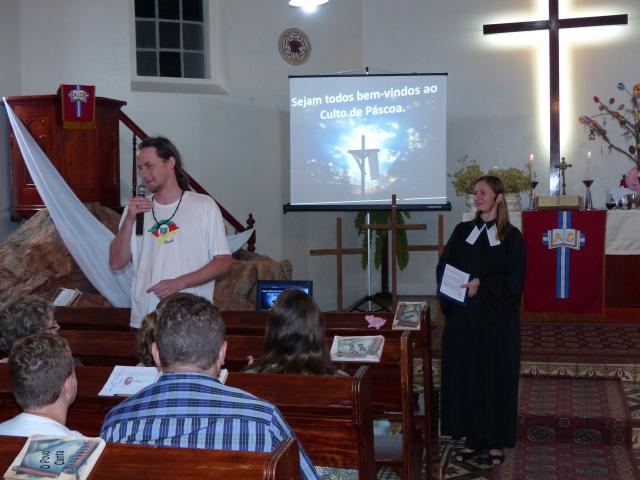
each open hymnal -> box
[438,264,470,303]
[98,366,229,396]
[4,435,105,480]
[392,301,425,330]
[52,288,82,307]
[330,335,385,362]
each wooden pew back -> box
[0,365,376,480]
[0,435,299,480]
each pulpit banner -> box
[522,210,606,314]
[59,84,96,129]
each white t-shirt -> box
[126,191,231,328]
[0,413,82,437]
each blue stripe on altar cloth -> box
[75,84,82,118]
[555,211,570,299]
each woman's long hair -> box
[474,175,512,241]
[247,289,335,375]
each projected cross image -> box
[290,74,448,207]
[348,135,380,196]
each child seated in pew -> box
[0,332,82,437]
[0,296,59,362]
[136,310,158,367]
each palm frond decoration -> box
[355,210,411,270]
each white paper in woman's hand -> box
[439,264,470,303]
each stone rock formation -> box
[0,205,290,310]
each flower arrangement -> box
[450,155,483,195]
[487,167,531,194]
[578,82,640,168]
[450,155,530,196]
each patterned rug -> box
[518,377,631,446]
[430,322,640,384]
[448,376,640,480]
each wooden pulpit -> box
[5,94,125,221]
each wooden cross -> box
[483,1,628,195]
[362,194,427,311]
[309,217,365,311]
[558,156,572,195]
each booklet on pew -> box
[330,335,385,362]
[98,365,229,396]
[52,288,82,307]
[4,435,105,480]
[392,301,425,330]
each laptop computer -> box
[255,280,313,311]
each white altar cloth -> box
[462,210,640,255]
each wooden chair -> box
[0,435,299,480]
[0,365,375,480]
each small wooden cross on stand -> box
[557,156,572,195]
[362,194,427,312]
[309,217,365,311]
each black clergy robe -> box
[436,217,525,448]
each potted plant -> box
[450,156,530,211]
[450,155,484,196]
[487,166,530,211]
[450,155,484,212]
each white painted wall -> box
[2,0,639,309]
[362,0,640,300]
[0,0,21,240]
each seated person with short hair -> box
[100,292,319,480]
[0,332,80,437]
[0,296,58,361]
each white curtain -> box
[3,99,253,307]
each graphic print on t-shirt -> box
[148,221,179,245]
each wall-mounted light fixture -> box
[289,0,329,13]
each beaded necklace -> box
[151,190,184,227]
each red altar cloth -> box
[522,210,606,314]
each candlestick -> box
[528,180,539,210]
[528,153,534,181]
[583,179,594,210]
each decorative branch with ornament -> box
[578,82,640,176]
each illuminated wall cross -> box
[348,135,380,196]
[483,1,628,195]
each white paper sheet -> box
[439,264,470,303]
[98,366,161,396]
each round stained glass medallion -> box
[278,28,310,65]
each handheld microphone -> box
[135,184,147,236]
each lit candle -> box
[529,154,534,181]
[587,151,592,180]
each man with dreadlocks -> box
[109,136,232,329]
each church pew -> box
[0,435,300,480]
[54,330,422,479]
[55,306,131,331]
[0,364,376,479]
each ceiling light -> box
[289,0,329,13]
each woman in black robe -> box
[436,175,525,465]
